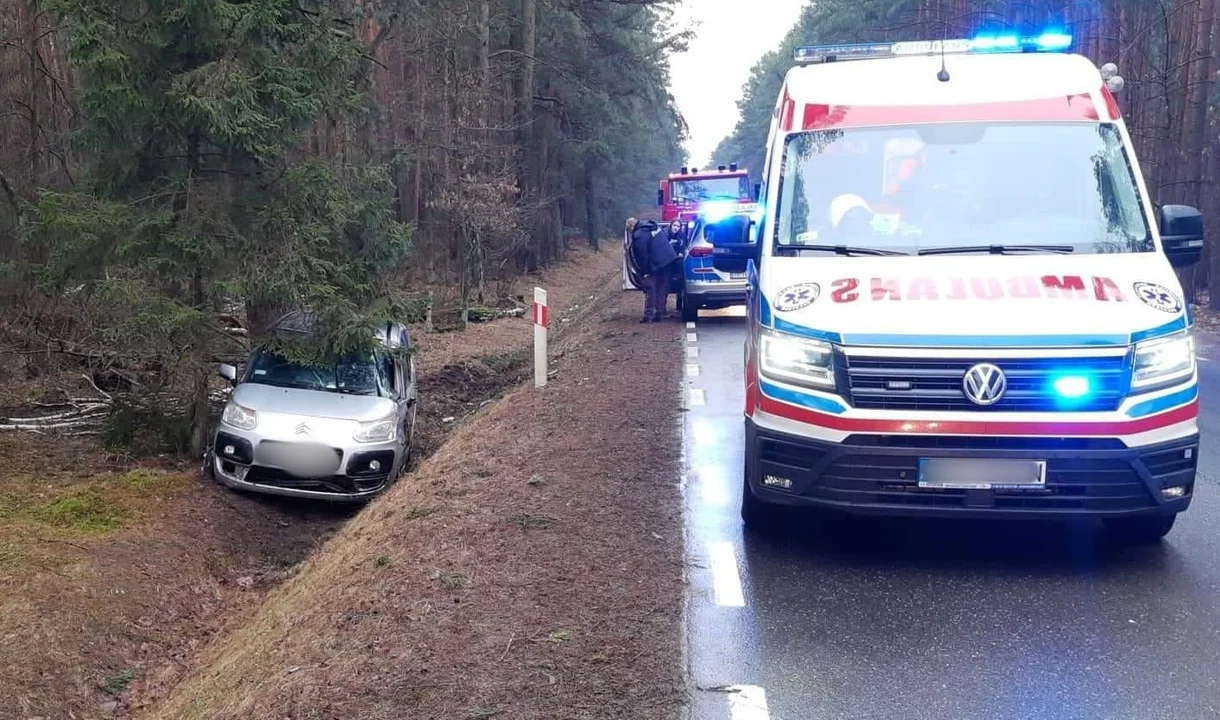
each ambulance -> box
[705,33,1206,543]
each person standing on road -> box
[629,218,678,322]
[664,219,688,318]
[630,218,660,322]
[645,219,679,321]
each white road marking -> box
[727,685,770,720]
[696,463,728,506]
[687,332,698,343]
[706,540,745,607]
[688,388,706,407]
[686,364,700,377]
[687,346,699,359]
[686,321,696,329]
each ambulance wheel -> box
[740,459,782,533]
[681,293,699,323]
[1103,514,1176,546]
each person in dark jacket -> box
[645,221,679,321]
[630,219,660,322]
[665,219,688,300]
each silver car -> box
[206,313,417,502]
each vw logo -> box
[962,363,1007,406]
[294,423,311,436]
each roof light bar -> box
[793,32,1072,64]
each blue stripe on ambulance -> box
[1125,384,1198,418]
[758,379,848,414]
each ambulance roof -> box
[781,52,1109,125]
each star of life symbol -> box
[773,283,821,312]
[1133,282,1182,313]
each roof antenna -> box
[936,13,951,82]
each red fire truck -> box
[657,163,757,223]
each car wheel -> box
[1103,514,1177,546]
[681,293,699,323]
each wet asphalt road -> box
[682,311,1220,720]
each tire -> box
[1103,514,1177,545]
[681,292,699,323]
[740,460,782,533]
[202,448,216,480]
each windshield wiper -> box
[918,244,1075,256]
[786,244,908,257]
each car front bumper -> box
[746,420,1197,519]
[210,429,400,502]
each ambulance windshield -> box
[774,122,1154,255]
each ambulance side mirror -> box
[1159,205,1203,269]
[657,189,664,207]
[753,183,761,201]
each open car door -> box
[622,229,648,290]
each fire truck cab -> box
[704,33,1205,543]
[659,164,757,224]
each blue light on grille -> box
[1052,374,1091,399]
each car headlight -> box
[221,402,257,430]
[1131,332,1194,391]
[353,415,397,443]
[758,328,835,389]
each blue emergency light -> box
[793,31,1072,63]
[1052,374,1091,399]
[700,201,740,224]
[699,201,761,225]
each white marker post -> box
[533,287,548,387]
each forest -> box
[0,0,686,453]
[712,0,1220,306]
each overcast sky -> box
[669,0,808,167]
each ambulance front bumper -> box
[745,420,1198,519]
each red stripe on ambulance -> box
[759,394,1198,437]
[792,94,1100,132]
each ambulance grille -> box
[843,354,1129,412]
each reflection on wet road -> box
[682,310,1220,720]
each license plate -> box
[729,272,746,280]
[258,442,340,476]
[918,458,1046,490]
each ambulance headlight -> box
[759,328,835,389]
[1131,333,1194,391]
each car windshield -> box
[774,122,1154,255]
[244,349,387,396]
[671,176,751,204]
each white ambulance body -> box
[707,35,1205,542]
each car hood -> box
[761,253,1188,346]
[231,382,395,422]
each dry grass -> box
[145,277,686,720]
[410,244,620,375]
[0,244,634,720]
